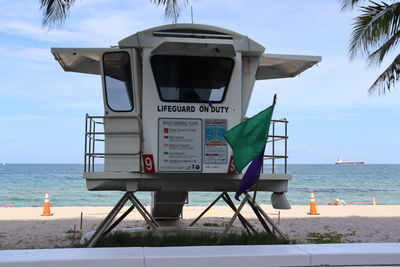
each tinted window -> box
[103,52,134,111]
[151,55,234,103]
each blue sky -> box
[0,0,399,164]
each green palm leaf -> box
[344,0,400,94]
[151,0,194,23]
[369,53,400,94]
[39,0,197,27]
[40,0,76,28]
[340,0,367,10]
[367,30,400,65]
[349,1,400,59]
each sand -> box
[1,205,400,249]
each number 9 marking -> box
[144,157,153,170]
[142,154,155,173]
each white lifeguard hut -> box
[52,24,320,246]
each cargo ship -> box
[335,159,364,165]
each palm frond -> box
[340,0,367,10]
[349,1,400,59]
[369,53,400,95]
[151,0,194,23]
[40,0,76,28]
[367,30,400,65]
[40,0,197,28]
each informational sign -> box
[158,118,202,172]
[204,119,227,165]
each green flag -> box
[224,101,275,172]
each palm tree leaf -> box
[349,1,400,59]
[340,0,367,10]
[40,0,76,28]
[369,53,400,95]
[367,29,400,65]
[40,0,197,27]
[151,0,195,23]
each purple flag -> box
[234,147,265,200]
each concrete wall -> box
[1,243,400,267]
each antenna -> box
[191,6,194,24]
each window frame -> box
[150,55,234,104]
[102,51,135,112]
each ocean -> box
[0,164,399,207]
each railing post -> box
[272,121,275,174]
[84,114,88,173]
[139,116,143,173]
[92,121,96,172]
[88,117,93,172]
[284,120,288,174]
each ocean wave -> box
[291,187,395,193]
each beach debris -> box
[41,190,53,216]
[332,200,378,205]
[328,199,347,205]
[307,191,319,215]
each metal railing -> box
[84,115,288,174]
[264,119,289,174]
[84,114,143,173]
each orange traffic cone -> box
[307,191,319,215]
[41,190,53,216]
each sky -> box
[0,0,399,164]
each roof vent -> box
[153,31,233,40]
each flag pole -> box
[225,94,276,201]
[253,94,277,202]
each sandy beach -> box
[1,205,400,250]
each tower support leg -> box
[189,192,256,234]
[222,192,288,242]
[191,191,289,242]
[87,192,159,248]
[244,192,289,241]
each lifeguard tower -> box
[51,24,320,246]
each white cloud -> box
[0,19,88,43]
[0,46,52,63]
[0,1,164,46]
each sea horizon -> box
[1,164,399,207]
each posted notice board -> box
[204,119,227,164]
[158,118,202,172]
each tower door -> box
[101,49,141,172]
